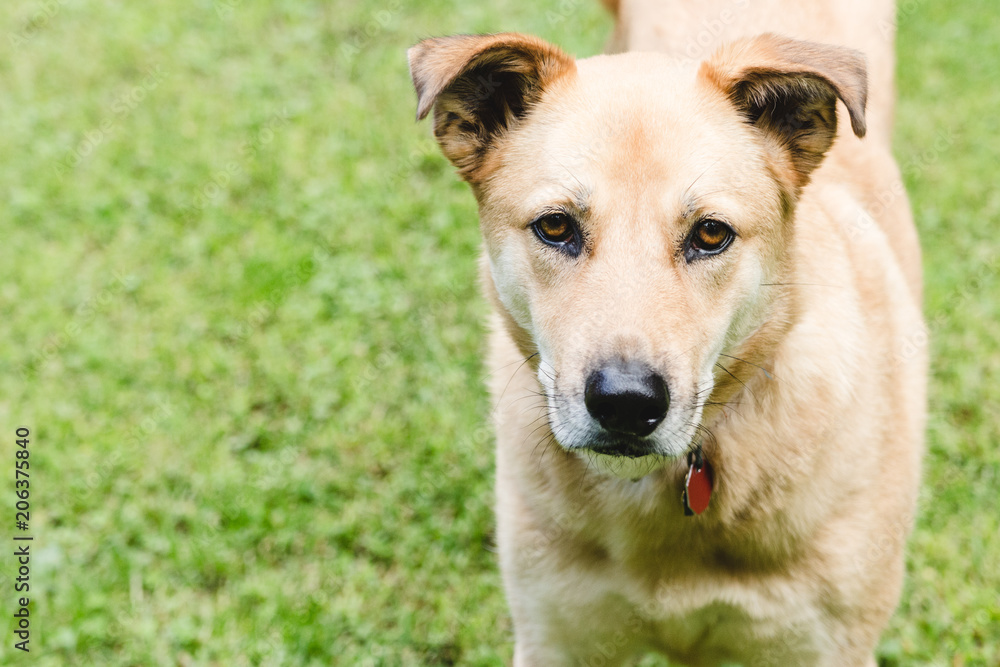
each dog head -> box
[409,33,866,477]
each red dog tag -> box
[683,456,713,516]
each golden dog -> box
[409,0,924,663]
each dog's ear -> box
[408,33,575,182]
[700,33,867,188]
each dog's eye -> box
[687,219,735,260]
[535,214,573,243]
[532,213,580,255]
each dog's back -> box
[603,0,921,299]
[606,0,898,145]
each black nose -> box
[584,362,670,437]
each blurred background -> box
[1,0,997,664]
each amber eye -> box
[535,214,573,243]
[687,219,735,259]
[532,213,581,256]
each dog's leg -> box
[512,643,577,667]
[832,653,879,667]
[815,639,883,667]
[513,638,636,667]
[506,578,641,667]
[509,600,641,667]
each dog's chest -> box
[596,518,827,662]
[643,599,822,664]
[587,554,827,665]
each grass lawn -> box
[1,0,997,664]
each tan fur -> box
[409,1,924,664]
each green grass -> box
[1,0,997,664]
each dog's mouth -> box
[587,436,658,459]
[579,439,672,480]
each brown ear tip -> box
[848,55,868,139]
[414,93,433,122]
